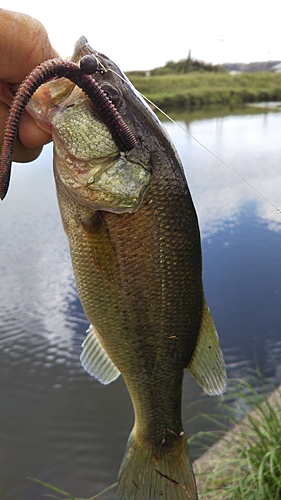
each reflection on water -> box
[0,109,281,498]
[165,111,281,236]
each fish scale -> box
[0,36,226,500]
[54,93,218,498]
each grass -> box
[126,71,281,111]
[28,477,117,499]
[192,376,281,499]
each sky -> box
[1,0,281,71]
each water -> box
[1,107,281,499]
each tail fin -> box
[117,431,198,500]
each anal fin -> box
[188,296,227,396]
[80,324,120,384]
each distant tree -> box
[150,54,224,75]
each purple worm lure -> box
[0,57,137,200]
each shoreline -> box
[128,72,281,111]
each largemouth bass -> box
[0,38,226,500]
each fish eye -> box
[80,55,98,74]
[100,84,120,106]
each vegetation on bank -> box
[126,71,281,111]
[128,52,225,77]
[150,51,224,75]
[192,377,281,499]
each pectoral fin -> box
[81,212,118,279]
[188,297,226,396]
[80,324,120,384]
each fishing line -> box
[108,67,281,214]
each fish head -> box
[28,37,152,214]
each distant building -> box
[224,61,281,73]
[272,63,281,73]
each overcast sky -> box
[1,0,280,71]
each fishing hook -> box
[0,57,137,200]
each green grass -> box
[126,72,281,111]
[192,377,281,499]
[28,477,117,499]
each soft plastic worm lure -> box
[0,57,137,200]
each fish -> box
[0,37,226,500]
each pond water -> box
[0,107,281,499]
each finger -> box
[18,111,52,150]
[0,9,58,83]
[13,140,43,164]
[0,9,56,162]
[0,100,47,164]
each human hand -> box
[0,8,58,163]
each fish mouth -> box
[49,84,150,215]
